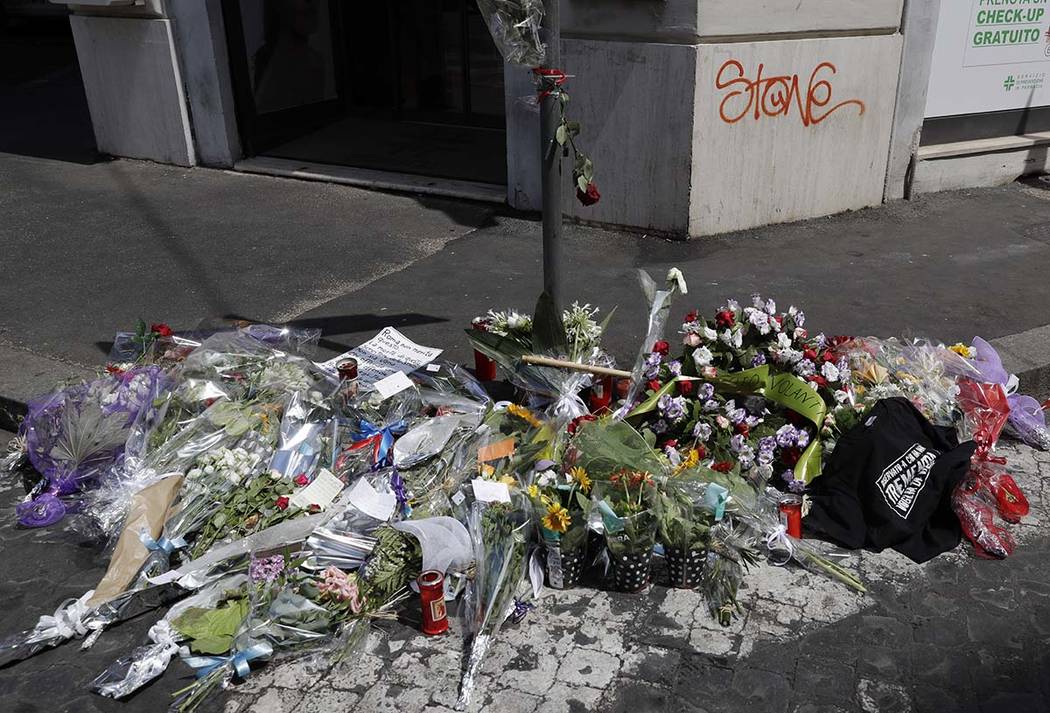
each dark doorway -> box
[224,0,507,185]
[0,3,99,164]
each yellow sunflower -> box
[541,503,571,533]
[526,484,540,498]
[507,403,544,429]
[673,448,701,475]
[949,343,974,359]
[569,466,592,492]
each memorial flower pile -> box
[0,267,1046,710]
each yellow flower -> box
[569,466,592,491]
[541,503,571,533]
[526,484,540,498]
[673,448,701,475]
[499,474,517,488]
[949,343,975,359]
[507,403,544,429]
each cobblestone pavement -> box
[1,430,1048,713]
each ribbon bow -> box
[350,419,407,468]
[183,641,273,680]
[765,524,795,566]
[32,589,95,641]
[139,530,188,556]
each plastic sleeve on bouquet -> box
[456,499,532,710]
[475,0,545,67]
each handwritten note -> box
[289,468,345,511]
[319,327,443,387]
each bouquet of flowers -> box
[16,365,169,527]
[469,295,615,425]
[526,459,592,589]
[593,470,659,592]
[456,497,532,710]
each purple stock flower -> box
[788,479,807,494]
[651,419,669,435]
[643,352,663,379]
[668,360,683,377]
[758,436,776,453]
[730,434,747,453]
[703,399,720,412]
[659,394,687,423]
[775,424,798,448]
[751,352,767,367]
[697,383,715,400]
[796,430,811,448]
[693,422,713,441]
[16,494,66,528]
[728,408,747,425]
[249,554,286,583]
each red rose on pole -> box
[576,182,600,206]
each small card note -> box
[289,468,345,511]
[373,370,414,400]
[472,478,511,504]
[345,477,397,521]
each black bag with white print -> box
[805,398,976,563]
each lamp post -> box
[539,0,562,307]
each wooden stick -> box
[521,355,633,379]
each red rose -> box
[684,310,698,323]
[773,315,784,326]
[678,380,695,396]
[105,364,125,376]
[652,340,670,356]
[308,504,322,514]
[695,445,707,459]
[576,182,601,206]
[151,323,173,337]
[735,422,750,437]
[568,414,597,435]
[808,375,828,387]
[711,460,734,473]
[664,439,679,449]
[782,448,801,467]
[715,310,735,328]
[803,348,818,362]
[294,474,309,486]
[647,379,662,392]
[275,496,290,511]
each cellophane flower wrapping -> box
[475,0,545,66]
[17,366,169,527]
[457,498,531,710]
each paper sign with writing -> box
[319,327,443,387]
[373,371,414,400]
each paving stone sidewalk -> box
[211,440,1047,713]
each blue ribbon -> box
[390,468,412,518]
[352,419,407,467]
[139,530,188,556]
[183,642,273,679]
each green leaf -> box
[531,291,568,355]
[555,124,567,146]
[577,175,589,192]
[172,596,250,655]
[582,158,594,181]
[559,92,570,105]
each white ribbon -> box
[765,525,795,566]
[31,589,95,642]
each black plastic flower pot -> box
[609,548,653,593]
[664,546,706,589]
[545,541,586,589]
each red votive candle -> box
[418,570,449,635]
[588,375,613,414]
[779,495,803,539]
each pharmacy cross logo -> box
[1004,75,1016,91]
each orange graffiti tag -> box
[715,59,866,126]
